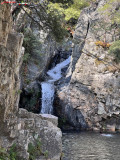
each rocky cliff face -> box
[55,0,120,132]
[0,3,24,138]
[15,8,66,113]
[0,3,62,160]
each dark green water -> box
[62,132,120,160]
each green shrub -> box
[23,53,30,63]
[9,144,17,160]
[17,90,22,94]
[49,0,72,4]
[0,144,18,160]
[99,0,120,25]
[44,150,48,159]
[48,0,89,24]
[23,29,42,63]
[28,139,48,160]
[47,0,90,41]
[0,148,9,160]
[109,40,120,63]
[47,3,68,42]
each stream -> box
[40,56,71,114]
[62,132,120,160]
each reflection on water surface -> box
[62,132,120,160]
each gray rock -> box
[40,114,58,126]
[55,0,120,131]
[98,102,106,115]
[0,5,62,160]
[18,109,62,160]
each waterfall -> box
[41,56,71,114]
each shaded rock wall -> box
[0,3,24,139]
[55,0,120,132]
[0,3,62,160]
[0,3,12,46]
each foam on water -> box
[101,133,114,137]
[47,56,71,81]
[41,82,54,114]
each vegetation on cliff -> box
[100,0,120,63]
[28,138,48,160]
[0,144,19,160]
[13,0,91,42]
[23,29,42,63]
[48,0,89,24]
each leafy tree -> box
[23,28,42,59]
[13,0,90,41]
[109,40,120,63]
[47,0,89,24]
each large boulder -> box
[17,109,62,160]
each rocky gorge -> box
[0,0,120,160]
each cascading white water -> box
[40,82,55,114]
[41,56,71,114]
